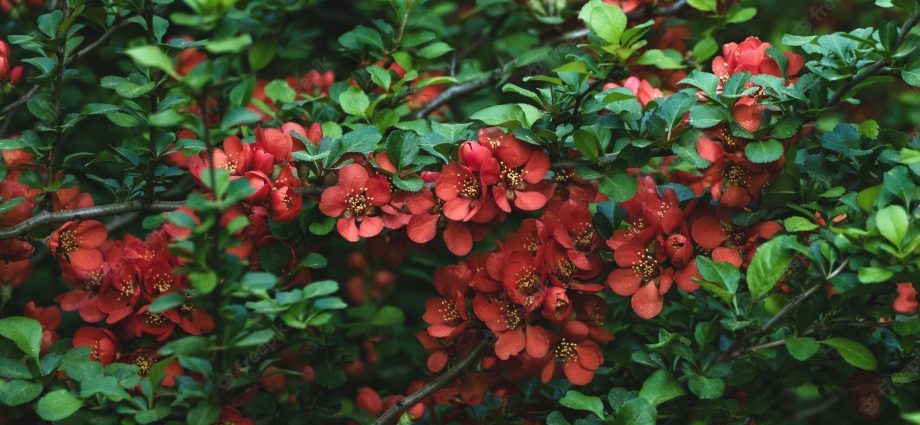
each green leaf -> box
[304,280,339,299]
[726,7,758,23]
[822,337,877,370]
[639,370,685,405]
[599,172,637,202]
[688,375,724,399]
[470,104,543,128]
[617,398,657,425]
[875,205,909,248]
[747,235,797,299]
[858,267,894,284]
[264,79,297,104]
[784,216,819,232]
[689,104,726,128]
[386,130,420,169]
[559,389,604,418]
[0,379,43,406]
[692,36,719,63]
[687,0,716,11]
[249,39,277,71]
[188,270,217,294]
[149,292,185,313]
[235,330,275,347]
[299,253,328,269]
[371,306,405,326]
[36,390,83,421]
[786,336,820,361]
[187,402,221,425]
[0,317,43,360]
[339,86,370,117]
[417,42,453,58]
[745,140,784,163]
[338,126,382,155]
[902,54,920,87]
[366,65,392,91]
[206,34,252,53]
[578,0,627,45]
[695,257,740,294]
[125,45,180,79]
[635,49,684,70]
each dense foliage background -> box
[0,0,919,424]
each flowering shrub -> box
[0,0,919,424]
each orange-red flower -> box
[319,164,392,242]
[49,220,108,272]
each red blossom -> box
[319,164,392,242]
[894,283,918,314]
[49,220,108,273]
[73,326,118,365]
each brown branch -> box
[0,200,185,240]
[404,67,506,120]
[825,4,920,107]
[371,338,491,425]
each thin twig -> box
[825,5,920,107]
[0,200,185,240]
[371,339,491,425]
[714,260,850,364]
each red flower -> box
[73,327,118,365]
[476,132,552,212]
[704,153,772,208]
[269,185,303,223]
[49,220,108,272]
[186,136,253,184]
[606,238,674,319]
[501,250,547,312]
[540,321,604,385]
[319,164,392,242]
[405,188,440,244]
[255,127,293,163]
[712,37,804,83]
[435,162,495,222]
[96,259,141,324]
[894,283,918,314]
[0,260,31,289]
[607,176,682,251]
[52,187,94,212]
[123,306,177,342]
[472,292,550,360]
[24,302,61,353]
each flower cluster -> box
[320,128,554,255]
[689,37,807,207]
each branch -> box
[0,19,127,117]
[0,200,184,240]
[406,0,690,121]
[404,68,505,120]
[714,260,849,364]
[371,338,491,425]
[825,5,920,107]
